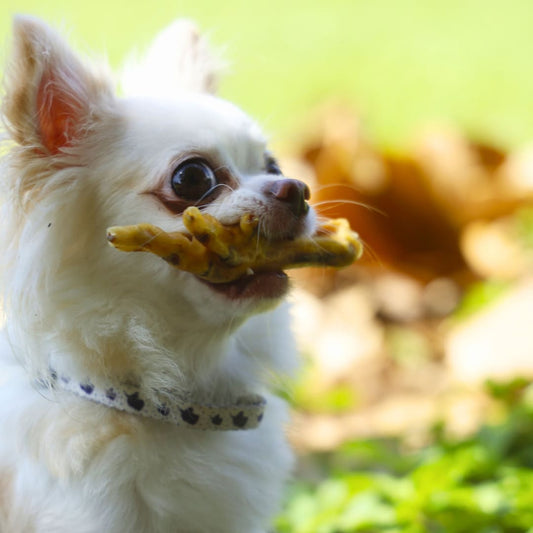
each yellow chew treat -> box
[107,207,363,283]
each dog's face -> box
[1,16,315,346]
[100,93,316,321]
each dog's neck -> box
[43,368,266,430]
[41,326,266,431]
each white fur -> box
[0,16,310,532]
[121,19,223,96]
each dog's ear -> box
[121,19,222,98]
[2,16,113,155]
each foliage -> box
[277,380,533,533]
[452,280,512,321]
[514,207,533,251]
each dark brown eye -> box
[265,155,282,175]
[171,159,217,201]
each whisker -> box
[356,236,381,267]
[255,219,265,255]
[139,228,166,247]
[311,199,386,217]
[195,183,235,207]
[312,183,362,194]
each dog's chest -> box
[0,377,293,533]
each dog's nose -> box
[264,179,310,217]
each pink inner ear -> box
[37,71,82,155]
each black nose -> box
[264,178,311,217]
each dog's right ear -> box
[2,16,113,156]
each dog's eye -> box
[171,159,217,201]
[265,156,282,175]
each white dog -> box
[0,16,319,532]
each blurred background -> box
[3,1,533,531]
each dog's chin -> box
[199,270,289,301]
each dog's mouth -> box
[199,270,289,300]
[107,206,362,300]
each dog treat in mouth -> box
[107,206,363,283]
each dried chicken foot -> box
[182,208,258,266]
[270,217,363,270]
[107,223,212,277]
[107,207,363,283]
[182,208,362,271]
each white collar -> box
[44,370,266,431]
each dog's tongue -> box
[106,207,363,284]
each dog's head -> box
[0,16,312,380]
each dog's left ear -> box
[2,15,113,156]
[121,19,222,98]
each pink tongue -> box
[203,271,289,300]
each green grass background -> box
[2,0,533,151]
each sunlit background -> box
[3,1,533,531]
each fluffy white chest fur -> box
[0,329,294,533]
[0,16,310,533]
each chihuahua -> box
[0,15,321,533]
